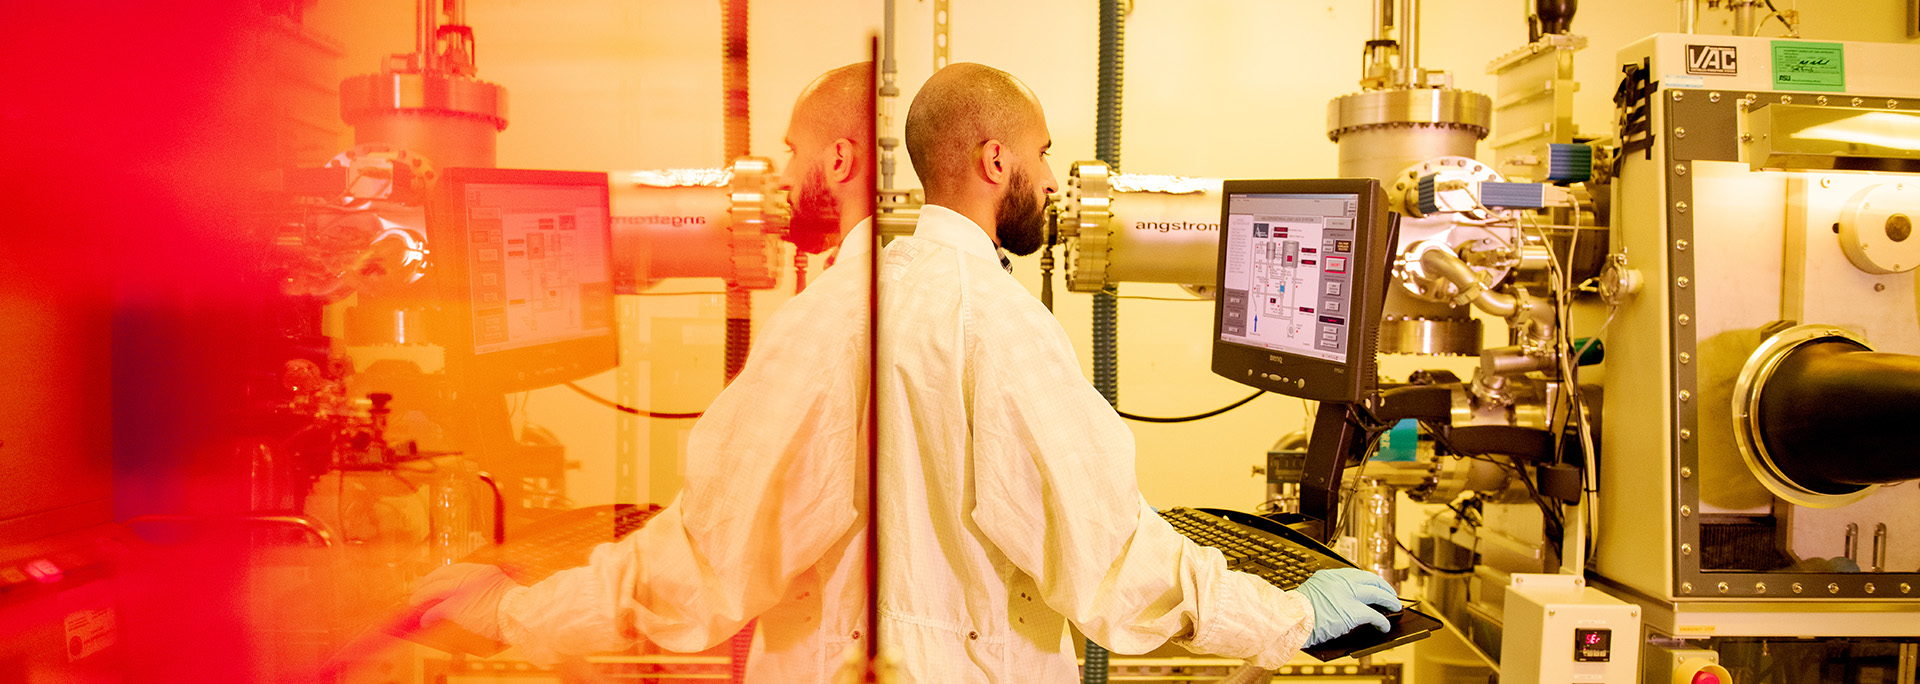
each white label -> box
[59,586,117,661]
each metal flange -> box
[1063,160,1114,293]
[1730,324,1878,508]
[726,157,786,289]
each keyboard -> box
[1161,507,1342,589]
[388,503,664,656]
[466,503,663,585]
[1158,507,1440,661]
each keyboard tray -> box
[1161,507,1440,661]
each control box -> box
[1500,574,1642,684]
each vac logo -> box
[1686,44,1739,75]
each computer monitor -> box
[433,167,616,392]
[1211,179,1396,403]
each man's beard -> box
[788,166,841,254]
[995,168,1047,257]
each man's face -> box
[788,163,840,254]
[782,128,841,254]
[993,120,1056,257]
[995,167,1045,257]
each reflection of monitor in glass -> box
[434,168,616,392]
[1212,179,1395,403]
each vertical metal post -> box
[933,0,952,70]
[416,0,438,71]
[1398,0,1420,87]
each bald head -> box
[782,63,874,253]
[789,63,873,151]
[905,63,1046,201]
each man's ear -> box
[827,138,857,183]
[977,140,1010,185]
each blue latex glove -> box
[411,562,518,641]
[1294,568,1402,647]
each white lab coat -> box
[498,221,874,683]
[490,206,1311,683]
[875,205,1314,683]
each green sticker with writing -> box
[1772,41,1845,92]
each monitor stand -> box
[1296,385,1455,543]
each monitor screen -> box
[1212,179,1395,404]
[436,168,616,391]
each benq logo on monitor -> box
[1686,44,1738,75]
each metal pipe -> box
[1398,0,1419,87]
[475,470,506,545]
[1733,0,1758,35]
[417,0,438,71]
[1873,523,1888,572]
[1682,0,1701,34]
[125,514,338,548]
[880,0,901,188]
[1421,247,1518,317]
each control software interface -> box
[462,182,613,356]
[1219,192,1362,364]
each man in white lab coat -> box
[874,62,1400,682]
[412,63,876,683]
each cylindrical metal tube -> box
[1682,0,1701,33]
[1327,89,1490,184]
[1400,0,1419,86]
[1873,523,1888,572]
[609,184,735,282]
[1346,478,1401,589]
[1335,126,1485,187]
[417,0,438,71]
[1733,0,1758,35]
[339,71,509,168]
[1103,182,1225,286]
[348,113,499,170]
[1420,245,1520,317]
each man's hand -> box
[1294,568,1402,647]
[410,563,518,641]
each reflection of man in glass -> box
[412,63,874,682]
[876,63,1399,681]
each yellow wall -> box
[309,0,1918,511]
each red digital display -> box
[1573,628,1613,662]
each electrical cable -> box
[632,291,729,297]
[1116,390,1264,423]
[1391,534,1475,576]
[1115,294,1208,302]
[563,381,704,419]
[1421,423,1566,539]
[1518,206,1602,561]
[1761,0,1795,35]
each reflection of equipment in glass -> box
[608,159,791,293]
[432,167,617,392]
[391,503,663,657]
[338,0,506,171]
